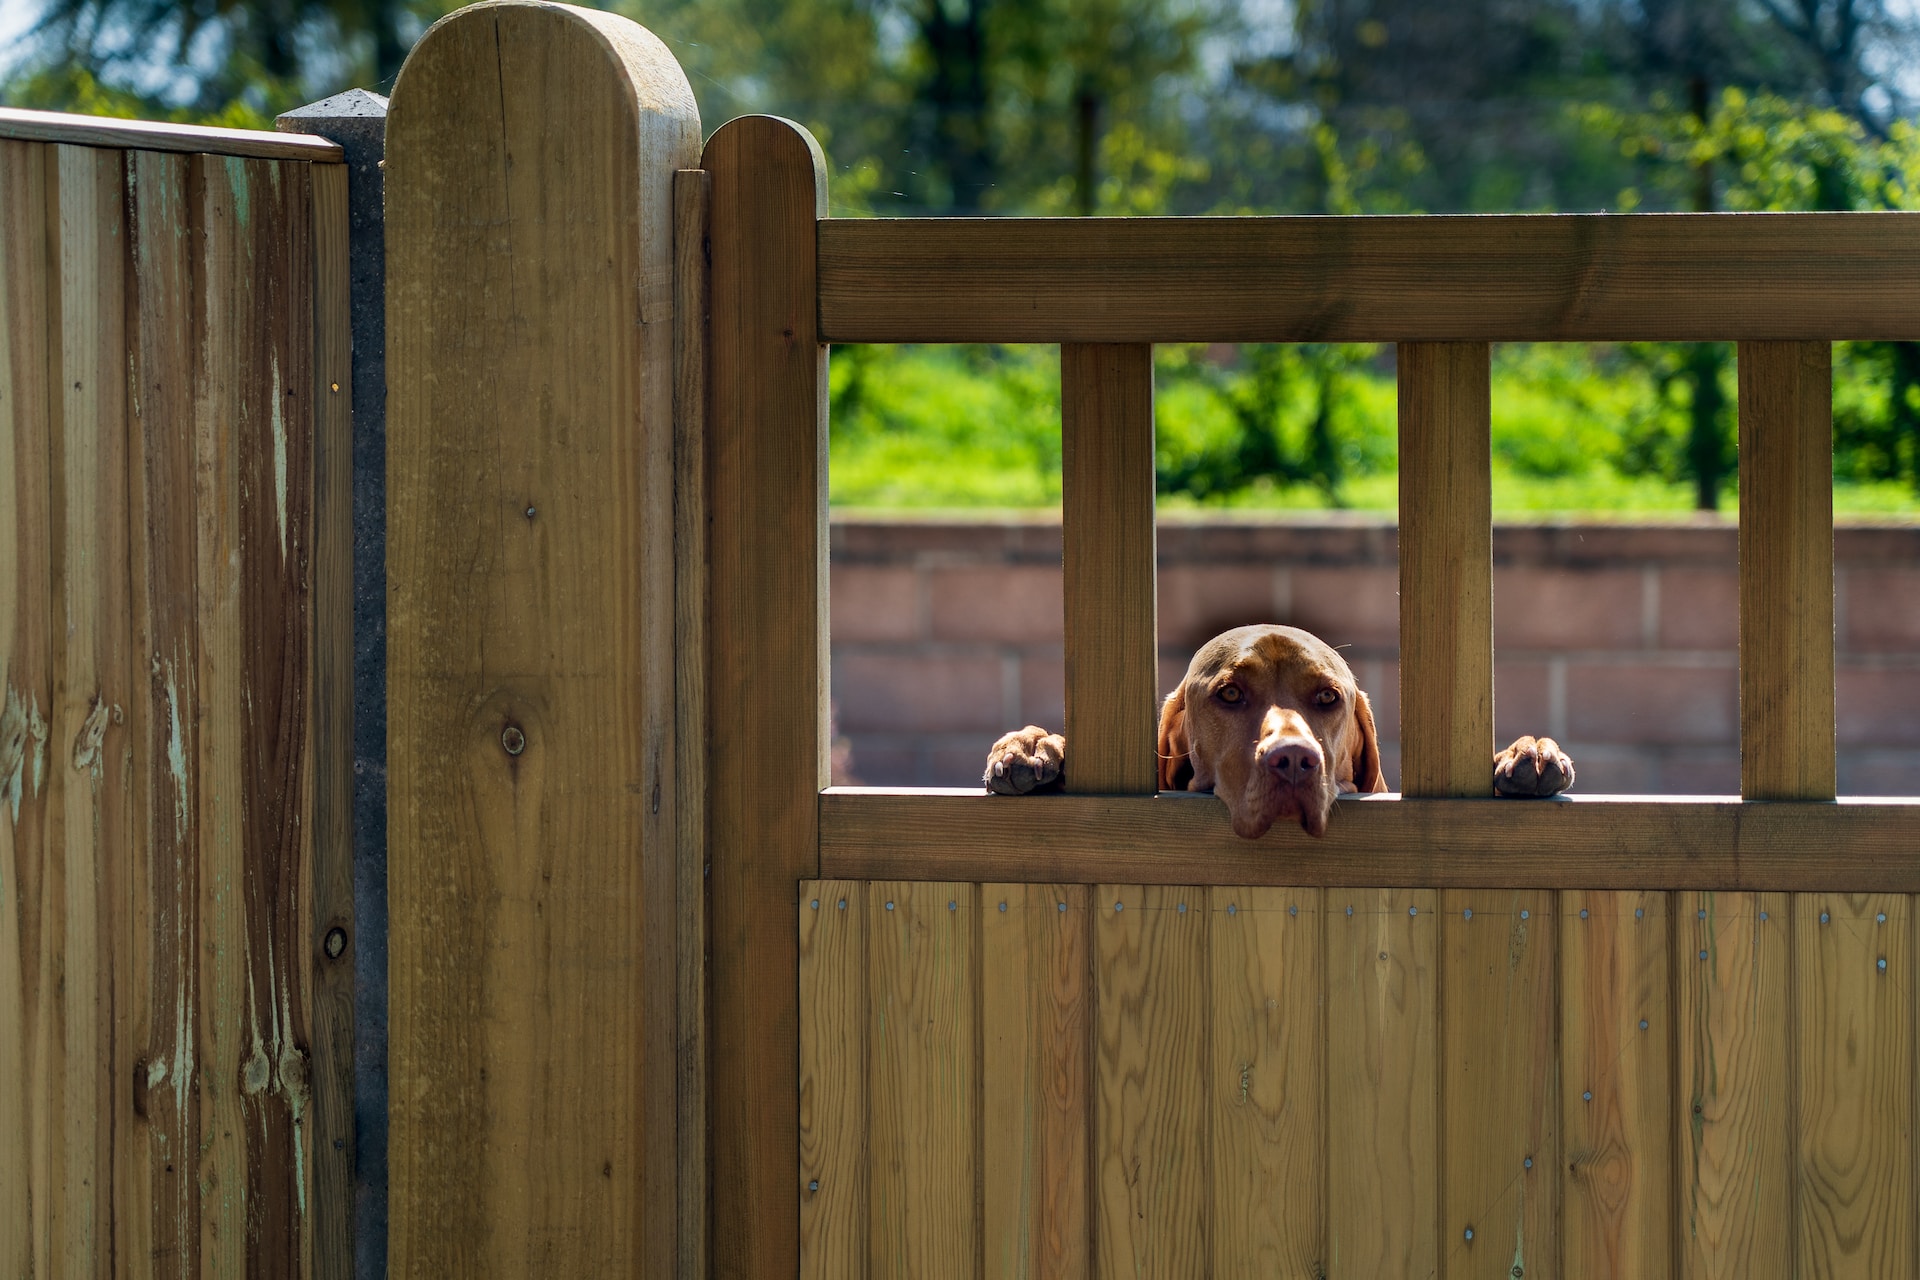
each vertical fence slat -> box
[1439,889,1557,1280]
[981,883,1089,1280]
[0,137,55,1279]
[1208,886,1324,1277]
[1794,893,1912,1275]
[1327,888,1440,1275]
[1397,342,1493,797]
[800,882,867,1280]
[1061,344,1157,795]
[868,882,977,1279]
[1676,891,1791,1280]
[1560,890,1672,1277]
[1737,340,1835,801]
[385,8,701,1275]
[1094,885,1208,1275]
[702,112,829,1280]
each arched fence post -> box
[384,3,700,1273]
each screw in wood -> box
[501,725,526,756]
[324,927,347,959]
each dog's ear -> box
[1156,685,1194,791]
[1351,689,1387,793]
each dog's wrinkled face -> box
[1157,625,1386,839]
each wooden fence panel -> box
[1561,890,1672,1277]
[1208,886,1323,1277]
[1795,893,1914,1276]
[1440,889,1557,1280]
[981,883,1090,1280]
[1327,888,1440,1277]
[801,883,867,1280]
[1094,885,1208,1277]
[869,882,977,1279]
[1675,892,1791,1280]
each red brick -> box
[1651,750,1740,795]
[1017,653,1066,730]
[1495,660,1552,744]
[1839,752,1920,795]
[927,736,1007,788]
[1555,748,1655,794]
[929,565,1062,643]
[1158,566,1280,649]
[1364,660,1400,743]
[831,566,920,642]
[1495,568,1643,650]
[1838,668,1920,746]
[834,653,1006,733]
[1845,569,1920,652]
[1290,566,1399,650]
[1565,663,1737,745]
[1656,568,1739,651]
[840,734,919,786]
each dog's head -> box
[1156,624,1386,838]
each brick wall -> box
[830,517,1920,795]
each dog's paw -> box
[1493,735,1574,797]
[984,726,1066,795]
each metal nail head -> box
[810,899,819,910]
[1822,912,1831,924]
[1463,908,1473,920]
[1579,909,1589,919]
[1228,904,1238,916]
[1058,902,1067,913]
[1289,904,1298,917]
[324,927,347,959]
[1520,909,1529,920]
[998,901,1007,912]
[949,900,957,911]
[1582,1090,1592,1101]
[1464,1228,1474,1241]
[885,901,895,911]
[501,725,526,756]
[1408,906,1418,917]
[1879,957,1889,972]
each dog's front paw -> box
[1493,735,1574,797]
[984,726,1066,795]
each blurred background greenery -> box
[11,0,1920,516]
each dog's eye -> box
[1217,685,1242,705]
[1315,687,1341,706]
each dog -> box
[983,623,1573,838]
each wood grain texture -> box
[1439,889,1556,1280]
[384,5,700,1275]
[980,883,1089,1280]
[1675,892,1790,1280]
[1738,341,1836,800]
[1060,344,1157,795]
[1326,888,1439,1278]
[1397,343,1493,798]
[819,790,1920,891]
[0,104,341,161]
[0,137,56,1280]
[1094,885,1208,1276]
[672,165,712,1280]
[1794,893,1913,1276]
[867,882,977,1280]
[307,152,354,1280]
[1208,886,1323,1278]
[1560,890,1672,1277]
[815,213,1920,343]
[703,111,829,1280]
[799,882,866,1280]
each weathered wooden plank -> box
[671,164,711,1280]
[817,790,1920,891]
[1327,888,1439,1276]
[816,213,1920,343]
[1094,885,1208,1276]
[1060,344,1157,795]
[1560,890,1672,1276]
[1208,887,1323,1277]
[703,111,828,1280]
[1675,892,1791,1280]
[385,6,700,1275]
[1398,342,1493,798]
[799,882,865,1280]
[49,139,133,1279]
[981,883,1089,1280]
[1738,341,1835,801]
[0,105,342,161]
[1439,889,1556,1280]
[0,137,56,1280]
[1795,893,1913,1276]
[307,152,354,1280]
[868,882,976,1279]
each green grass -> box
[826,342,1920,519]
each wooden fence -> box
[0,111,352,1275]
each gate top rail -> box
[0,104,343,162]
[819,210,1920,344]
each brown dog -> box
[983,623,1573,838]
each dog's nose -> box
[1259,735,1323,786]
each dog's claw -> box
[984,725,1066,795]
[1493,735,1575,797]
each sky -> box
[0,0,46,80]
